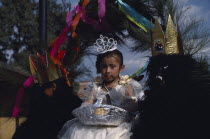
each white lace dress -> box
[58,79,144,139]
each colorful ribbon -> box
[74,0,110,31]
[12,76,34,117]
[129,58,150,79]
[117,0,154,32]
[50,54,71,86]
[49,26,71,57]
[49,0,90,86]
[50,0,89,57]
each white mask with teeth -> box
[156,76,163,81]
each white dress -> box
[58,79,144,139]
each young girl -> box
[58,48,144,139]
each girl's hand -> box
[81,99,94,106]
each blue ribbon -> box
[117,0,154,32]
[130,58,150,78]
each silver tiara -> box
[94,35,117,53]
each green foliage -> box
[0,0,39,56]
[195,55,210,72]
[0,0,67,62]
[0,61,29,88]
[0,0,90,83]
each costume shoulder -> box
[126,78,144,100]
[128,78,142,89]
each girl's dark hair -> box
[96,49,123,73]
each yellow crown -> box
[152,15,183,56]
[29,52,63,85]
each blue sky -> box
[181,0,210,27]
[58,0,210,81]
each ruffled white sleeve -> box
[119,79,144,112]
[128,79,145,101]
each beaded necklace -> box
[103,78,119,92]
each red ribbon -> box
[50,26,70,57]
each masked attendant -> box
[12,53,82,139]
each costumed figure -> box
[132,15,210,138]
[58,35,144,139]
[12,53,82,139]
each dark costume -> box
[12,78,82,139]
[132,54,210,139]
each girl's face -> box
[100,56,124,82]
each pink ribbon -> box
[12,76,34,117]
[50,4,79,57]
[73,0,109,31]
[98,0,106,22]
[66,5,80,26]
[82,0,110,31]
[50,0,109,57]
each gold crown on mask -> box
[29,52,63,85]
[151,15,183,56]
